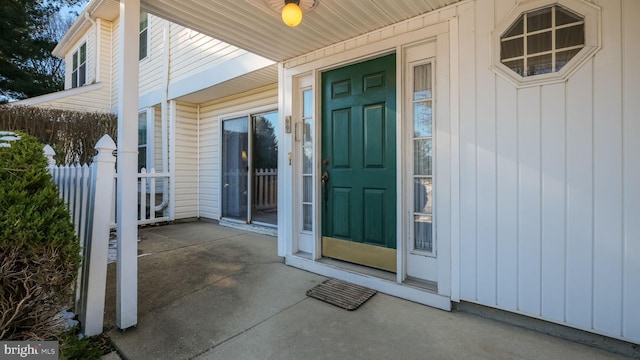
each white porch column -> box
[116,0,140,330]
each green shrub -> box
[0,133,81,340]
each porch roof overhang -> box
[141,0,464,62]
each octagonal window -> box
[500,5,585,77]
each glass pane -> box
[413,101,432,138]
[413,64,432,100]
[252,112,278,169]
[502,59,524,76]
[556,48,582,71]
[556,25,584,49]
[80,44,86,63]
[73,52,78,69]
[414,178,432,214]
[138,112,147,145]
[303,204,312,231]
[556,6,582,26]
[527,7,552,33]
[500,38,523,60]
[303,146,312,174]
[414,215,433,252]
[222,117,249,220]
[72,71,78,88]
[303,118,312,143]
[139,30,148,60]
[527,54,553,76]
[303,176,312,203]
[139,11,148,31]
[252,111,278,225]
[303,90,312,117]
[503,16,523,38]
[138,146,146,171]
[79,64,86,86]
[414,139,432,176]
[527,31,552,55]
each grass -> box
[59,327,115,360]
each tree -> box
[253,116,278,169]
[0,0,83,102]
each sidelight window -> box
[412,62,434,254]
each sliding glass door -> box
[221,111,278,226]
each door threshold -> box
[317,257,396,282]
[219,218,277,236]
[286,253,451,311]
[404,276,438,293]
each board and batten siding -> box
[197,85,278,220]
[456,0,639,344]
[174,101,198,219]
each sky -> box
[59,0,88,19]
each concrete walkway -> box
[104,222,630,360]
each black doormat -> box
[306,279,376,311]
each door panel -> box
[321,54,396,271]
[363,104,385,167]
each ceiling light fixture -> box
[267,0,318,27]
[282,0,302,27]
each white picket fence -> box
[110,167,170,227]
[45,135,116,337]
[45,135,171,337]
[48,163,170,228]
[254,168,277,210]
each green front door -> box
[321,54,397,272]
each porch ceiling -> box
[142,0,463,62]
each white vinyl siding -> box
[25,18,113,112]
[138,14,163,97]
[25,86,111,112]
[168,27,246,85]
[99,19,113,106]
[198,85,278,220]
[154,105,164,171]
[111,19,120,110]
[174,102,198,219]
[456,0,639,344]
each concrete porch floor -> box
[104,221,630,360]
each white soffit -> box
[142,0,463,62]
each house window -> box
[500,5,584,77]
[138,111,147,171]
[301,89,313,232]
[71,43,86,88]
[492,0,600,86]
[139,11,149,60]
[412,62,434,253]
